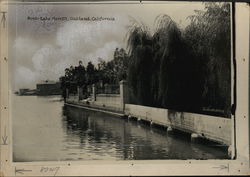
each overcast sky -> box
[9,2,205,90]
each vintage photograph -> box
[9,2,232,162]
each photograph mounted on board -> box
[9,2,232,162]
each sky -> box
[8,2,205,90]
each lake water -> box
[12,95,229,162]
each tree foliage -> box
[184,2,231,116]
[126,18,154,106]
[126,2,231,117]
[60,48,129,97]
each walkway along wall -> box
[66,80,129,113]
[92,94,121,112]
[89,80,129,112]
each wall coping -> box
[96,93,120,97]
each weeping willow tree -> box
[126,18,154,106]
[155,15,186,110]
[126,15,201,111]
[184,2,231,116]
[152,14,202,111]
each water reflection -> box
[12,95,229,162]
[62,105,228,160]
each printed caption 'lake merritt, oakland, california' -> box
[27,16,116,21]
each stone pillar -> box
[77,86,83,101]
[92,84,96,101]
[120,80,129,112]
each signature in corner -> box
[40,166,60,176]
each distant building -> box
[36,80,62,96]
[19,88,36,96]
[19,88,30,95]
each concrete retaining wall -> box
[125,104,231,145]
[124,104,170,126]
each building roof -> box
[37,80,58,85]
